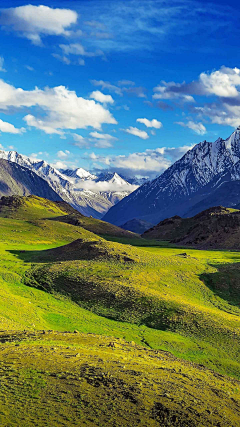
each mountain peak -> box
[103,128,240,226]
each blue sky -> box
[0,0,240,178]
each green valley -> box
[0,195,240,426]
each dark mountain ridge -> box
[0,159,62,201]
[143,205,240,249]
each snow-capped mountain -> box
[61,168,97,181]
[0,150,137,218]
[103,127,240,225]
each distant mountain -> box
[61,168,97,180]
[0,151,137,218]
[120,175,150,186]
[121,218,153,234]
[143,206,240,249]
[103,127,240,225]
[0,159,62,201]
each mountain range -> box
[0,159,62,202]
[103,127,240,225]
[0,150,139,218]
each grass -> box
[0,331,239,427]
[1,195,240,424]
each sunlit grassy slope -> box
[1,195,240,425]
[0,331,240,427]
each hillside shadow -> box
[200,262,240,310]
[8,249,55,264]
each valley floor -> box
[0,201,240,426]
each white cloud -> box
[176,121,207,135]
[29,151,49,161]
[94,140,113,148]
[51,160,68,170]
[89,131,117,148]
[91,80,123,96]
[153,66,240,129]
[0,79,117,135]
[153,82,195,102]
[153,67,240,102]
[89,131,116,140]
[199,67,240,98]
[136,118,162,129]
[57,150,70,159]
[72,133,90,148]
[60,43,104,58]
[124,126,149,139]
[25,65,34,71]
[90,91,114,104]
[0,57,6,72]
[0,119,25,134]
[52,54,71,65]
[0,5,78,45]
[87,145,193,178]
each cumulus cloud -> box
[153,66,240,129]
[90,91,114,104]
[153,68,240,101]
[94,140,113,148]
[0,5,78,45]
[72,133,90,148]
[176,121,207,135]
[0,79,117,135]
[87,145,193,179]
[0,119,25,134]
[72,177,138,193]
[153,67,240,101]
[51,160,68,170]
[89,131,117,148]
[57,150,70,159]
[124,127,149,140]
[136,118,162,129]
[153,82,195,102]
[89,131,116,140]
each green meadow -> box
[0,196,240,425]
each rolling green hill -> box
[1,195,240,425]
[0,195,138,239]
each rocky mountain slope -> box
[121,218,153,234]
[143,205,240,249]
[104,127,240,225]
[0,159,62,201]
[0,151,137,218]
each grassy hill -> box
[0,331,240,427]
[0,195,138,239]
[1,195,240,424]
[143,206,240,249]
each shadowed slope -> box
[0,159,62,201]
[143,206,240,249]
